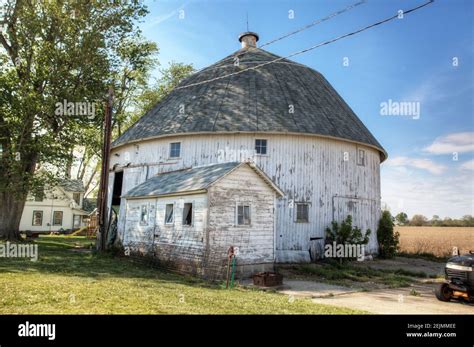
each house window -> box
[73,192,81,205]
[140,204,148,225]
[357,148,365,166]
[296,203,309,223]
[255,139,267,155]
[169,142,181,158]
[183,203,193,226]
[53,211,63,226]
[165,204,174,224]
[32,211,43,226]
[73,215,81,228]
[34,187,44,202]
[237,205,251,225]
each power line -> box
[259,0,367,49]
[175,0,434,91]
[193,0,368,73]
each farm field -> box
[396,226,474,257]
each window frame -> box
[357,147,366,166]
[236,204,251,226]
[72,192,81,206]
[73,215,81,228]
[164,203,174,225]
[52,211,63,226]
[169,142,181,159]
[255,139,268,155]
[32,210,43,226]
[295,203,310,223]
[182,202,193,226]
[140,204,149,225]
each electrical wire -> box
[175,0,434,91]
[259,0,367,49]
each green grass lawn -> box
[0,236,363,314]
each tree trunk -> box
[0,191,26,240]
[65,148,74,179]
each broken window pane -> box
[296,203,309,222]
[165,204,174,224]
[183,203,193,226]
[140,205,148,225]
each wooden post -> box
[97,87,113,251]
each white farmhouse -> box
[19,179,89,234]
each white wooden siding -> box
[110,133,381,258]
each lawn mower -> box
[435,251,474,303]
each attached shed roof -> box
[123,162,283,199]
[112,46,386,161]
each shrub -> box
[377,210,399,258]
[325,215,371,262]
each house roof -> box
[112,46,386,161]
[59,179,85,192]
[123,162,284,199]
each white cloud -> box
[385,156,447,175]
[424,132,474,155]
[460,159,474,171]
[381,166,474,219]
[145,2,189,28]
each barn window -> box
[296,203,309,223]
[183,203,193,226]
[165,204,174,224]
[53,211,63,226]
[237,205,251,225]
[140,204,148,225]
[32,211,43,226]
[255,139,267,155]
[169,142,181,158]
[357,148,365,166]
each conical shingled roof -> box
[112,46,386,160]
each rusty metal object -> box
[252,272,283,287]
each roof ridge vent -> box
[238,32,259,48]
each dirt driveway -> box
[310,282,474,314]
[272,256,474,314]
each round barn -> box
[108,32,387,271]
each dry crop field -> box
[396,226,474,257]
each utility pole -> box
[97,87,113,251]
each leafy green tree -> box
[377,210,399,258]
[0,0,148,239]
[395,212,409,226]
[125,62,195,128]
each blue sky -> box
[139,0,473,218]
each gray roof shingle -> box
[123,162,241,198]
[113,47,386,160]
[59,179,84,192]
